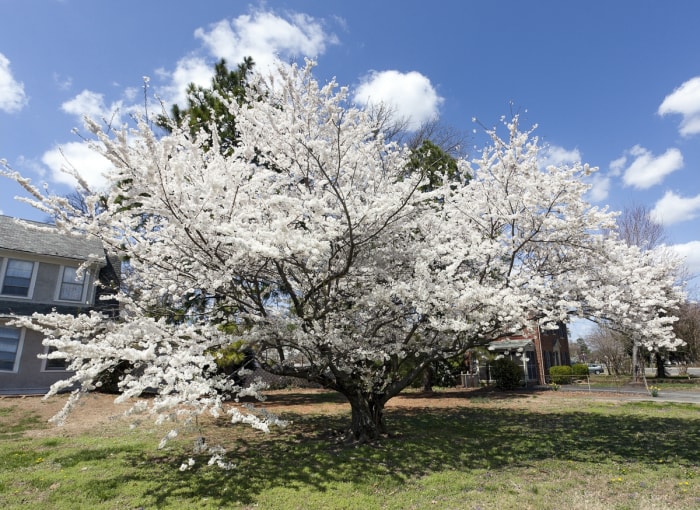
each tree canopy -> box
[2,60,684,446]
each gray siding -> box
[0,216,111,394]
[0,322,71,395]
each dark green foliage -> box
[210,339,258,386]
[549,365,573,385]
[413,356,464,390]
[571,363,589,377]
[404,139,464,192]
[491,357,524,390]
[157,57,255,155]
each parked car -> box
[587,363,605,375]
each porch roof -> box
[487,339,533,351]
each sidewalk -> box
[557,383,700,404]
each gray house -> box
[0,215,116,394]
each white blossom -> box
[0,59,684,445]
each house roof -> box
[0,215,105,263]
[488,339,533,351]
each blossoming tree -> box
[2,61,684,443]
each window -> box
[58,266,85,302]
[0,327,22,372]
[43,346,69,371]
[1,259,35,297]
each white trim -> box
[0,325,25,373]
[0,257,38,299]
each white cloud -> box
[41,142,112,191]
[586,172,611,203]
[658,76,700,137]
[538,145,581,169]
[156,56,214,108]
[61,90,124,127]
[651,190,700,226]
[608,155,627,176]
[617,145,683,189]
[669,241,700,278]
[353,70,443,131]
[195,11,337,73]
[0,53,27,113]
[155,10,337,109]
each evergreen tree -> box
[158,57,255,154]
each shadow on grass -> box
[79,397,699,508]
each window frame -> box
[0,258,38,299]
[41,345,70,372]
[55,265,88,303]
[0,325,25,373]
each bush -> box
[549,365,573,385]
[571,363,589,378]
[491,358,524,390]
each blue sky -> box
[1,0,699,288]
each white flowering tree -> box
[2,61,684,443]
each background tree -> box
[569,337,590,363]
[586,326,630,376]
[673,301,700,363]
[603,205,669,379]
[157,57,255,154]
[2,61,684,446]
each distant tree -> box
[586,326,629,376]
[674,301,700,363]
[570,337,590,363]
[614,205,671,379]
[616,204,666,252]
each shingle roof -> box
[488,339,533,351]
[0,215,105,262]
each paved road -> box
[558,384,700,404]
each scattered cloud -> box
[41,142,112,191]
[585,172,611,203]
[155,9,338,108]
[608,154,627,176]
[353,70,443,131]
[668,240,700,278]
[615,145,684,189]
[658,76,700,137]
[651,190,700,226]
[155,56,213,108]
[52,72,73,91]
[0,52,27,113]
[61,90,124,127]
[539,145,581,169]
[195,11,337,71]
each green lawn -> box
[1,390,699,509]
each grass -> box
[1,390,699,509]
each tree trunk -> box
[655,352,667,379]
[422,364,434,392]
[344,391,388,443]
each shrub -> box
[571,363,589,379]
[491,358,524,390]
[549,365,573,385]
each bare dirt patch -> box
[0,386,651,438]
